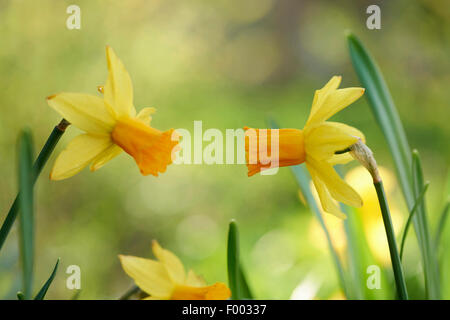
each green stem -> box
[0,119,69,252]
[374,181,409,300]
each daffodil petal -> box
[104,46,135,118]
[136,107,156,125]
[325,122,365,142]
[307,163,346,219]
[327,153,354,165]
[186,270,207,287]
[305,122,360,161]
[307,87,365,125]
[90,144,123,171]
[307,159,363,207]
[142,296,165,300]
[119,255,173,298]
[47,93,115,134]
[50,134,113,180]
[309,76,342,118]
[152,241,186,284]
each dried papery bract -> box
[349,138,381,183]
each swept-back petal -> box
[152,241,186,285]
[136,107,156,125]
[47,93,115,134]
[307,163,346,219]
[119,255,173,298]
[104,46,135,117]
[90,144,123,171]
[327,153,354,165]
[307,159,363,207]
[186,270,206,287]
[50,134,113,180]
[307,87,365,125]
[309,76,342,120]
[171,283,231,300]
[305,122,362,161]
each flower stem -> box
[0,119,69,252]
[374,180,409,300]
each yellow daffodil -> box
[119,241,231,300]
[47,46,179,180]
[245,76,365,218]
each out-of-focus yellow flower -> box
[307,185,346,255]
[245,76,365,218]
[119,241,231,300]
[345,166,403,265]
[328,290,346,300]
[47,46,179,180]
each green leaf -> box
[269,119,349,298]
[411,150,440,297]
[227,220,253,300]
[434,200,450,250]
[399,182,430,260]
[18,129,35,300]
[347,32,439,299]
[34,258,60,300]
[71,290,82,300]
[0,119,69,253]
[17,291,25,300]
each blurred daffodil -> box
[47,46,179,180]
[119,241,231,300]
[245,76,365,218]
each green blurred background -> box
[0,0,449,299]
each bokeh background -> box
[0,0,449,299]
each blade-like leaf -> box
[227,220,239,299]
[227,220,253,300]
[347,32,439,299]
[434,201,450,250]
[18,129,35,300]
[238,265,253,300]
[411,150,440,297]
[0,119,69,253]
[34,258,60,300]
[399,182,430,260]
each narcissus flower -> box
[119,241,231,300]
[245,76,365,218]
[47,46,179,180]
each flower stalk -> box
[347,139,409,300]
[0,119,69,252]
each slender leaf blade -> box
[434,201,450,249]
[227,220,240,299]
[18,129,35,300]
[227,220,253,300]
[34,258,60,300]
[399,182,430,260]
[347,32,439,299]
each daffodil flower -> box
[245,76,365,218]
[119,241,231,300]
[47,46,179,180]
